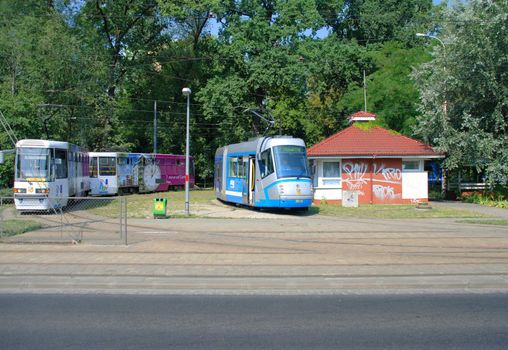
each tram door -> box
[241,156,248,204]
[248,156,255,205]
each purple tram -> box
[89,152,194,195]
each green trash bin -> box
[153,198,168,219]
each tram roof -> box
[216,136,305,155]
[16,139,73,149]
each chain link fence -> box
[0,196,127,244]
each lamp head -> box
[415,33,428,37]
[182,87,192,96]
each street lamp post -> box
[182,87,191,216]
[416,33,447,116]
[416,32,448,197]
[416,33,445,49]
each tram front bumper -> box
[14,195,64,211]
[278,195,313,208]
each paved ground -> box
[0,200,507,295]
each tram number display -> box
[276,146,305,153]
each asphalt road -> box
[1,293,507,349]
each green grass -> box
[0,219,43,238]
[84,189,491,220]
[311,203,489,219]
[88,189,217,218]
[456,219,508,226]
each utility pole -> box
[153,100,157,154]
[363,70,367,112]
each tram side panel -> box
[137,154,193,193]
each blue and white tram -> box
[214,136,313,209]
[13,139,90,211]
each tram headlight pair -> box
[13,188,26,193]
[278,184,285,194]
[36,188,49,194]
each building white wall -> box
[312,159,342,202]
[402,172,428,200]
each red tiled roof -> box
[307,126,443,157]
[349,111,377,119]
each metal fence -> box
[0,196,127,244]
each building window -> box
[321,161,341,187]
[402,160,422,172]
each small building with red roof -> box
[307,111,444,205]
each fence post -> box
[119,196,123,241]
[124,197,127,245]
[0,197,3,237]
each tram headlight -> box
[36,188,49,194]
[13,188,26,193]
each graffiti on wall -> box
[342,162,369,193]
[373,163,401,183]
[373,184,400,200]
[372,162,401,201]
[341,160,403,203]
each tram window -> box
[89,157,98,177]
[228,157,239,177]
[259,149,274,179]
[99,157,116,176]
[238,158,246,178]
[54,149,68,179]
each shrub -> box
[461,191,508,209]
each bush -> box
[0,187,12,197]
[461,191,508,209]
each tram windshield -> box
[16,148,51,181]
[273,145,310,178]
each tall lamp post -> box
[416,32,447,115]
[182,87,191,216]
[416,32,448,196]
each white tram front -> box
[13,139,90,211]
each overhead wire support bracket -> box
[0,109,18,147]
[242,108,275,136]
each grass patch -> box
[0,219,43,238]
[87,189,216,218]
[456,219,508,226]
[311,203,489,219]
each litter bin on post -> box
[153,198,168,219]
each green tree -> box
[413,0,508,184]
[0,1,105,146]
[316,0,434,46]
[337,42,431,135]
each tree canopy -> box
[0,0,504,187]
[413,0,508,184]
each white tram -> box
[13,139,90,211]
